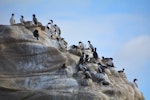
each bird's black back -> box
[93,52,98,59]
[33,30,39,40]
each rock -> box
[80,78,93,86]
[68,47,82,56]
[0,25,144,100]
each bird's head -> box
[133,78,138,82]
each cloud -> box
[37,13,147,59]
[114,35,150,71]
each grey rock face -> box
[0,25,144,100]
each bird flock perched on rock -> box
[9,13,67,51]
[9,13,139,88]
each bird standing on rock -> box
[88,41,94,52]
[133,78,138,88]
[33,29,39,40]
[93,48,98,60]
[118,68,125,73]
[20,15,26,25]
[33,14,38,26]
[78,52,85,65]
[78,41,85,50]
[10,13,16,25]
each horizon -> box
[0,0,150,99]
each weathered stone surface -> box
[0,25,144,100]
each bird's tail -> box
[37,37,38,40]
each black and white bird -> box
[33,29,39,40]
[20,15,26,25]
[49,19,53,24]
[97,63,103,73]
[72,45,79,51]
[46,22,51,29]
[58,63,68,74]
[93,48,98,60]
[78,41,85,50]
[33,14,38,25]
[85,55,90,62]
[118,68,125,73]
[10,13,16,25]
[88,41,94,52]
[78,52,85,64]
[133,78,138,88]
[78,63,88,71]
[54,24,61,36]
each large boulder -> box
[0,25,144,100]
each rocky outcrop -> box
[0,25,144,100]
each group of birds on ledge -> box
[9,13,138,88]
[10,13,67,51]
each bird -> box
[33,14,38,25]
[93,48,98,60]
[72,45,79,51]
[58,63,68,75]
[46,22,51,29]
[98,67,102,73]
[20,15,26,25]
[10,13,16,25]
[133,78,138,88]
[85,55,90,62]
[49,19,53,24]
[88,41,94,52]
[78,53,85,64]
[78,41,85,50]
[118,68,125,73]
[97,63,103,73]
[61,63,67,69]
[33,29,39,40]
[54,24,61,36]
[47,26,50,29]
[78,63,88,72]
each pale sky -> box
[0,0,150,99]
